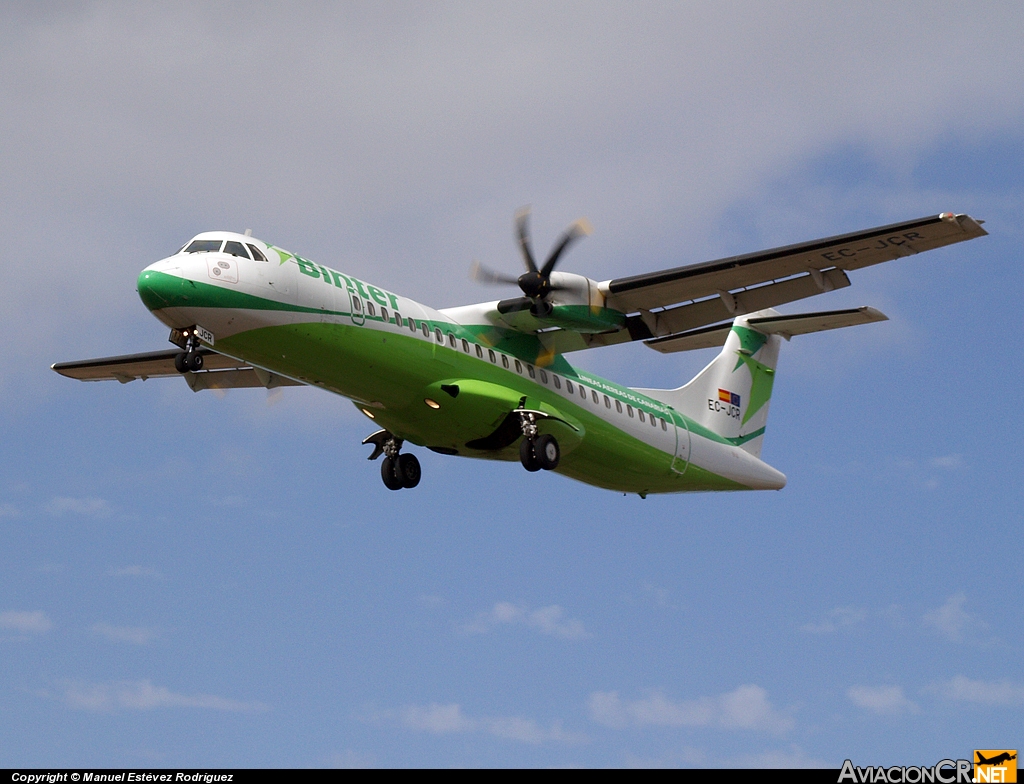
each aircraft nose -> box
[137,262,185,311]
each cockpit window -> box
[223,241,251,259]
[184,240,223,253]
[246,244,267,262]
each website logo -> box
[975,751,1017,783]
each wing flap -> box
[603,213,986,314]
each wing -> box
[539,213,985,354]
[51,348,303,391]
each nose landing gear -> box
[364,429,421,490]
[171,329,204,373]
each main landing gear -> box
[363,430,421,490]
[517,412,560,473]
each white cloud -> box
[801,605,904,634]
[847,685,919,715]
[400,703,475,734]
[0,610,52,634]
[390,702,586,745]
[923,593,987,643]
[44,496,110,517]
[91,623,159,645]
[801,606,869,634]
[2,4,1022,398]
[588,685,793,734]
[61,680,266,713]
[930,454,964,469]
[463,602,589,640]
[934,676,1024,707]
[108,565,163,579]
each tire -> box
[381,456,404,490]
[535,434,560,470]
[519,438,541,472]
[174,352,188,374]
[187,352,204,372]
[397,453,421,488]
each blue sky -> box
[1,2,1022,768]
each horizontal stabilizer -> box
[644,307,887,354]
[51,348,303,389]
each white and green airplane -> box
[54,210,986,496]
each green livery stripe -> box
[727,427,766,447]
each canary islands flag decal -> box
[718,388,741,407]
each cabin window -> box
[650,414,658,427]
[381,307,388,323]
[553,375,560,390]
[223,240,251,259]
[476,344,483,358]
[514,360,522,374]
[422,323,429,337]
[580,386,587,400]
[661,418,668,431]
[565,380,573,394]
[538,369,546,383]
[246,243,267,261]
[367,302,376,316]
[502,355,509,369]
[352,298,362,311]
[184,239,223,253]
[638,410,646,423]
[615,400,622,414]
[488,349,496,363]
[592,389,599,404]
[394,313,403,327]
[435,328,443,342]
[408,318,416,331]
[462,338,470,353]
[603,394,611,408]
[627,405,633,418]
[448,333,456,347]
[527,365,536,379]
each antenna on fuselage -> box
[244,228,252,236]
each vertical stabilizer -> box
[633,309,782,457]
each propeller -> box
[472,207,591,316]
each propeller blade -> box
[515,206,538,273]
[470,260,520,286]
[540,218,591,278]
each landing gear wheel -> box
[381,456,404,490]
[396,453,421,488]
[187,351,204,372]
[174,352,188,374]
[519,438,541,472]
[535,434,560,470]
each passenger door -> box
[671,414,690,475]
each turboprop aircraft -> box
[53,210,986,496]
